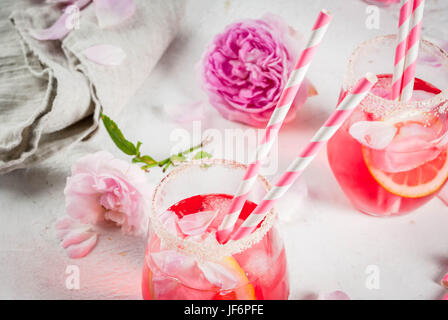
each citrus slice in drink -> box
[213,256,256,300]
[361,111,448,198]
[362,147,448,198]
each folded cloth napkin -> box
[0,0,184,174]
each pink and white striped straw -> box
[230,73,378,241]
[216,10,333,243]
[391,0,413,101]
[400,0,425,101]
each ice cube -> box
[349,121,397,150]
[368,122,442,172]
[239,249,270,280]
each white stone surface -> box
[0,0,447,299]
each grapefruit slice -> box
[363,147,448,198]
[213,256,256,300]
[362,112,448,198]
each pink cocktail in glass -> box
[142,160,289,300]
[327,36,448,216]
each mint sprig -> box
[101,113,212,172]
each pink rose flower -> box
[200,15,315,128]
[64,151,152,235]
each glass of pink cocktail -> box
[328,35,448,217]
[142,159,289,300]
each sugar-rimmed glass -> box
[327,35,448,216]
[142,159,289,300]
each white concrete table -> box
[0,0,447,299]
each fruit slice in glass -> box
[142,159,290,300]
[327,35,448,216]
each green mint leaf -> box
[193,151,212,160]
[101,113,137,156]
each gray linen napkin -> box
[0,0,184,174]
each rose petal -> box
[55,228,72,240]
[349,121,397,150]
[56,224,91,240]
[197,261,239,290]
[65,233,98,259]
[177,210,218,236]
[93,0,136,29]
[55,216,79,230]
[61,230,96,248]
[55,215,97,259]
[30,0,91,40]
[318,290,351,300]
[55,216,91,240]
[29,10,74,40]
[82,44,126,66]
[438,184,448,206]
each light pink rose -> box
[64,151,152,235]
[200,14,315,128]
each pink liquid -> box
[327,75,447,216]
[142,194,289,300]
